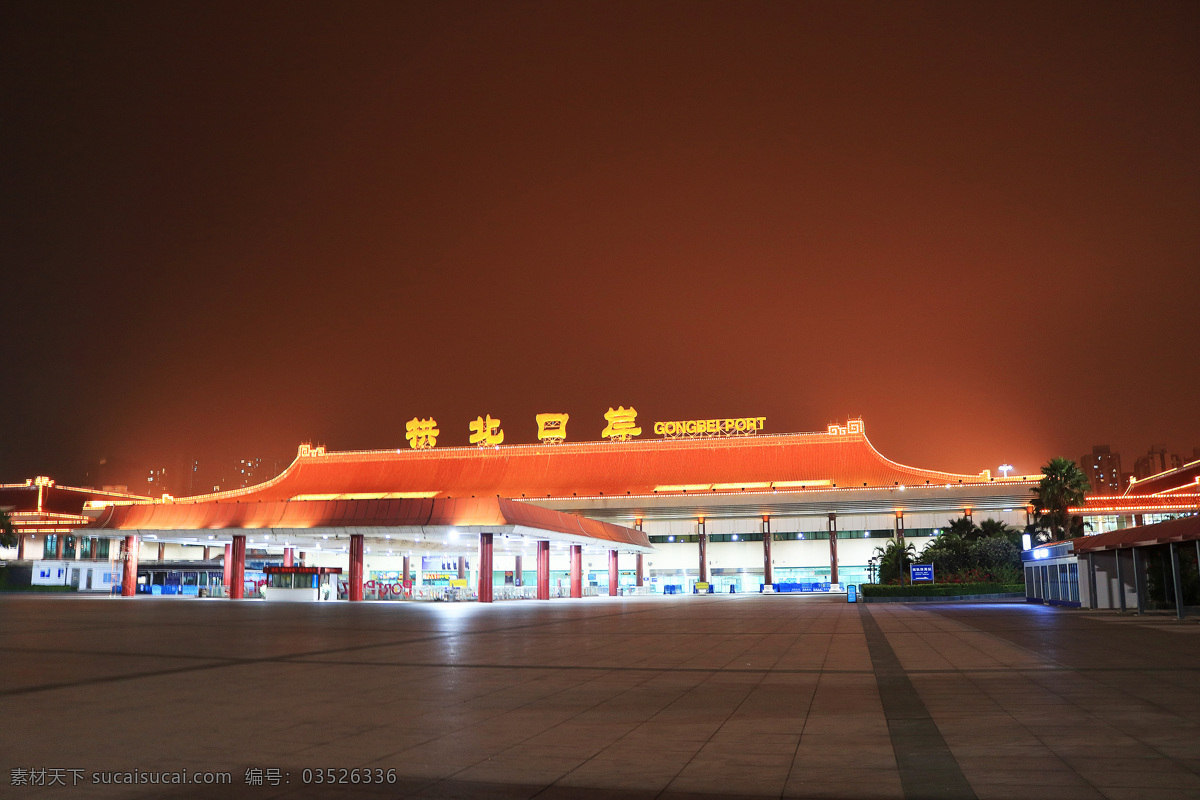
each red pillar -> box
[609,550,619,596]
[55,534,63,559]
[121,534,139,597]
[478,533,493,603]
[90,537,99,560]
[402,555,411,583]
[223,543,232,587]
[230,535,246,599]
[635,519,644,587]
[536,541,550,600]
[828,514,839,586]
[763,516,773,586]
[203,546,212,560]
[570,545,582,598]
[514,555,523,586]
[349,534,364,601]
[16,534,24,560]
[698,518,708,584]
[157,542,165,561]
[283,548,294,567]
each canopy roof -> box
[87,496,652,551]
[176,421,1000,505]
[1071,515,1200,553]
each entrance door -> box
[86,569,93,589]
[70,569,80,589]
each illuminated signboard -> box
[654,417,765,438]
[536,412,569,443]
[405,417,439,449]
[602,406,641,441]
[469,414,504,446]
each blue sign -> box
[910,564,934,583]
[847,585,857,603]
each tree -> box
[944,516,980,539]
[0,510,16,549]
[978,518,1022,548]
[918,531,972,575]
[1032,457,1091,541]
[874,539,916,584]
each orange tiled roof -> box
[88,496,651,549]
[175,424,992,503]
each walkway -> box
[2,595,1198,798]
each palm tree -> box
[874,539,916,585]
[0,510,16,549]
[945,516,979,539]
[1032,457,1090,541]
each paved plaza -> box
[2,594,1199,800]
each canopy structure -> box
[87,495,652,553]
[1072,515,1200,553]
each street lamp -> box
[867,557,877,584]
[999,464,1013,478]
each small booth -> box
[261,566,342,602]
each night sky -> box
[3,1,1197,488]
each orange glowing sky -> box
[2,1,1197,487]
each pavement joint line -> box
[859,602,977,800]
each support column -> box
[828,514,839,586]
[223,543,233,587]
[16,534,24,560]
[349,534,364,601]
[698,518,707,584]
[403,555,411,584]
[570,545,582,598]
[90,537,99,561]
[635,519,644,587]
[514,555,523,586]
[230,535,246,599]
[1132,547,1145,614]
[478,533,493,603]
[55,534,63,559]
[457,556,466,581]
[157,542,166,561]
[536,541,550,600]
[121,534,139,597]
[1086,553,1098,609]
[283,548,294,567]
[762,515,773,586]
[609,550,619,596]
[1170,542,1185,620]
[299,551,306,566]
[203,546,212,560]
[1115,549,1126,612]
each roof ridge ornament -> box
[827,419,864,436]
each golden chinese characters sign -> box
[602,406,641,441]
[405,417,440,449]
[469,415,505,446]
[653,417,765,438]
[536,413,569,443]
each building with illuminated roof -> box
[7,417,1196,601]
[77,419,1046,598]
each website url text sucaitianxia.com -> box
[10,768,231,786]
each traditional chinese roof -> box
[1071,515,1200,553]
[1124,459,1200,497]
[168,421,1000,504]
[86,496,652,550]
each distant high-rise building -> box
[1133,445,1182,480]
[1078,445,1123,495]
